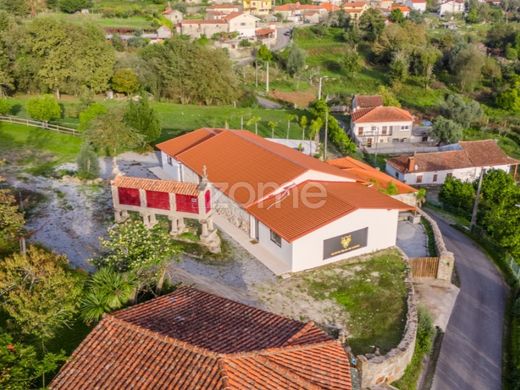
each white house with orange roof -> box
[390,4,411,16]
[342,1,369,20]
[179,12,259,38]
[406,0,427,12]
[155,129,413,274]
[438,0,464,15]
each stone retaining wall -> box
[417,208,455,282]
[357,275,418,388]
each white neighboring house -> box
[406,0,427,12]
[386,140,519,185]
[162,7,184,24]
[438,0,464,16]
[157,128,413,274]
[350,105,414,148]
[226,12,260,38]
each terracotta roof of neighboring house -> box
[256,27,275,36]
[207,4,241,9]
[321,2,341,12]
[391,4,411,11]
[351,106,413,123]
[410,0,426,3]
[182,19,227,25]
[274,1,323,11]
[248,180,414,241]
[343,1,367,9]
[50,287,352,390]
[327,157,417,194]
[112,175,200,196]
[387,140,520,174]
[156,128,220,156]
[354,95,383,109]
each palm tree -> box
[267,121,278,138]
[309,118,323,156]
[286,114,296,139]
[247,116,261,135]
[299,115,308,143]
[80,268,137,324]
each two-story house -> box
[438,0,464,16]
[350,96,414,148]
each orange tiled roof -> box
[351,106,413,123]
[391,4,410,11]
[157,129,355,206]
[327,156,417,194]
[256,27,275,36]
[387,140,519,173]
[274,1,323,11]
[182,18,227,25]
[354,95,383,109]
[50,287,352,390]
[112,175,200,196]
[248,180,414,242]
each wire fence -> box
[0,115,79,136]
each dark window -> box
[416,175,423,184]
[433,174,438,182]
[270,230,282,247]
[167,156,173,165]
[446,173,453,179]
[395,171,400,179]
[358,127,364,135]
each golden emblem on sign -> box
[341,235,352,249]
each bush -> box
[239,39,252,47]
[0,98,14,115]
[439,175,475,217]
[58,0,93,13]
[76,142,100,180]
[26,94,61,122]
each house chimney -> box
[407,156,415,172]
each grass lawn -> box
[48,12,155,30]
[0,123,82,166]
[301,248,408,355]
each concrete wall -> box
[180,22,228,38]
[256,219,293,269]
[291,208,399,272]
[228,14,258,37]
[358,276,417,388]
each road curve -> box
[431,214,508,390]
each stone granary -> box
[110,174,221,253]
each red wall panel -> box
[175,194,199,214]
[118,187,140,206]
[205,190,211,213]
[146,190,170,210]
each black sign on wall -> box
[323,227,368,260]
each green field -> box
[7,96,305,142]
[60,13,154,29]
[0,123,82,163]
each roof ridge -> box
[283,320,319,345]
[225,338,340,359]
[105,315,220,359]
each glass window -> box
[358,127,364,135]
[167,156,173,165]
[416,175,423,184]
[433,174,438,182]
[270,230,282,247]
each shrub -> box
[0,98,13,115]
[26,94,61,122]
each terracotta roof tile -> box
[351,106,413,123]
[112,175,199,196]
[50,287,352,390]
[388,140,519,173]
[247,180,414,242]
[354,95,383,109]
[327,156,417,194]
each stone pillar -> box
[114,210,129,223]
[141,212,157,229]
[139,189,146,208]
[437,251,455,281]
[111,185,120,208]
[169,217,179,236]
[207,217,214,231]
[177,218,186,234]
[200,220,209,238]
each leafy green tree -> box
[439,175,475,214]
[247,115,261,135]
[257,44,273,62]
[58,0,92,13]
[267,120,278,138]
[19,17,115,97]
[441,94,484,127]
[26,94,61,122]
[342,47,361,76]
[0,0,29,15]
[78,102,107,132]
[0,188,24,252]
[0,332,65,390]
[85,108,144,156]
[415,46,441,88]
[450,45,485,92]
[286,45,306,76]
[124,95,161,143]
[431,116,463,144]
[390,50,409,82]
[378,86,401,107]
[0,11,15,96]
[140,37,239,105]
[80,267,136,324]
[497,81,520,112]
[112,68,140,95]
[76,142,99,180]
[299,114,308,141]
[359,9,385,41]
[94,220,180,293]
[0,246,84,341]
[389,9,405,23]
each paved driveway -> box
[396,221,428,258]
[431,214,508,390]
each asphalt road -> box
[273,27,292,51]
[431,215,508,390]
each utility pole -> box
[318,76,323,100]
[240,116,243,130]
[470,169,485,230]
[255,60,258,88]
[266,61,269,93]
[324,110,328,160]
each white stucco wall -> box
[255,219,293,269]
[228,14,258,37]
[352,120,413,146]
[386,163,513,185]
[290,208,399,272]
